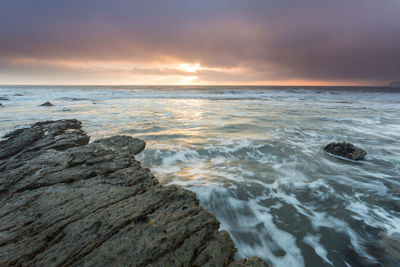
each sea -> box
[1,85,400,267]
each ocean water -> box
[1,85,400,266]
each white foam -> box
[347,201,400,236]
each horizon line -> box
[0,84,390,87]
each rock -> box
[40,101,54,106]
[14,93,24,96]
[324,142,367,160]
[0,97,9,100]
[229,257,271,266]
[62,108,71,112]
[0,119,89,161]
[0,103,3,107]
[229,257,271,267]
[379,232,400,261]
[0,120,268,266]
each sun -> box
[179,63,203,73]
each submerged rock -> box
[379,232,400,261]
[0,97,9,100]
[324,142,367,160]
[0,119,269,266]
[40,101,54,106]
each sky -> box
[0,0,399,86]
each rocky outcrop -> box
[40,101,54,106]
[0,119,269,267]
[229,257,269,266]
[324,142,367,160]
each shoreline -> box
[0,119,269,266]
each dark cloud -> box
[0,0,399,84]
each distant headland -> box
[388,81,400,87]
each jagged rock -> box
[40,101,54,106]
[0,97,9,100]
[0,120,269,266]
[324,142,367,160]
[0,119,89,161]
[229,257,270,267]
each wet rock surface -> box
[379,232,400,261]
[324,142,367,160]
[40,101,54,106]
[0,119,269,266]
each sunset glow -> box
[179,64,203,73]
[0,0,399,85]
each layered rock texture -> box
[0,120,268,266]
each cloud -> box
[1,0,399,84]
